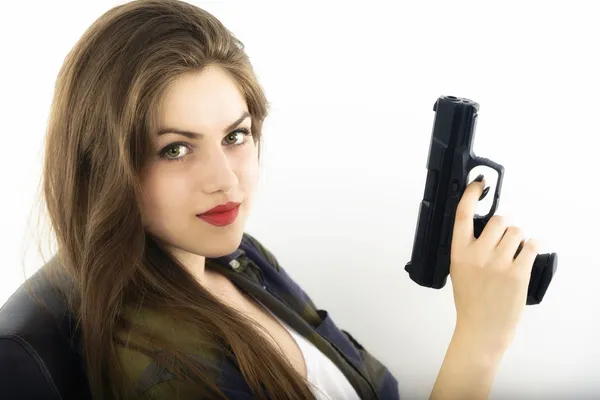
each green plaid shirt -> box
[118,233,399,399]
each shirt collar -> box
[208,247,247,272]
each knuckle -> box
[489,215,506,228]
[454,245,486,268]
[508,267,525,281]
[491,254,509,269]
[455,206,468,221]
[506,226,524,238]
[525,238,540,254]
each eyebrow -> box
[157,111,251,139]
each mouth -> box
[196,202,241,227]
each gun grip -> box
[474,218,557,305]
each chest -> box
[208,281,308,379]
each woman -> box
[39,0,540,399]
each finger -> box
[476,215,508,251]
[452,175,486,250]
[495,226,525,263]
[513,238,540,275]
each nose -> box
[200,146,238,195]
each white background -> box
[1,1,598,399]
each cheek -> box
[139,178,164,224]
[140,170,190,222]
[240,146,259,189]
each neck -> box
[167,245,207,281]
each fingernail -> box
[474,174,484,183]
[479,186,490,201]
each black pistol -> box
[405,95,557,305]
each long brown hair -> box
[34,0,316,398]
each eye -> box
[160,142,191,162]
[223,128,252,146]
[159,128,252,162]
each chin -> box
[198,229,245,259]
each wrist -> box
[452,322,512,364]
[430,323,508,400]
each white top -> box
[260,304,361,400]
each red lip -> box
[197,202,240,227]
[200,202,240,215]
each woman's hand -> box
[450,175,540,351]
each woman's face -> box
[139,65,259,266]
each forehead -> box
[158,66,248,132]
